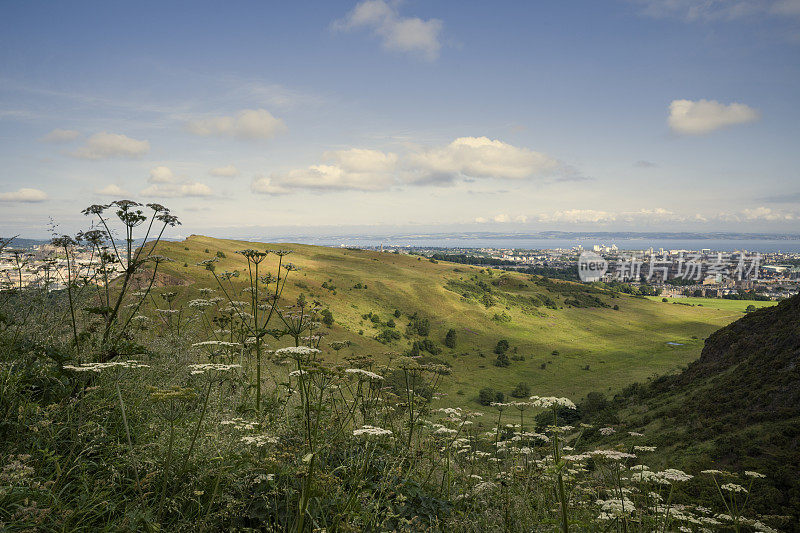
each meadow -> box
[0,201,783,531]
[645,297,778,313]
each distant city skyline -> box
[1,0,799,238]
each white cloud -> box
[668,99,760,135]
[209,165,240,177]
[71,132,150,159]
[251,176,291,195]
[140,182,213,198]
[148,166,175,183]
[635,0,800,21]
[271,148,399,191]
[186,108,287,140]
[95,184,131,196]
[334,0,443,60]
[493,213,511,223]
[406,136,560,183]
[141,165,213,197]
[0,188,48,203]
[741,206,796,220]
[40,128,80,143]
[538,209,617,223]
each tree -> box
[479,387,504,406]
[444,328,456,348]
[745,304,757,313]
[511,382,530,398]
[494,339,510,355]
[321,308,334,326]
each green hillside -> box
[153,235,740,409]
[578,294,800,529]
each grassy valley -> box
[156,235,739,410]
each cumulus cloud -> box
[334,0,443,60]
[209,165,240,177]
[271,148,399,191]
[0,188,48,203]
[251,176,291,195]
[406,137,560,183]
[71,132,150,159]
[95,184,130,196]
[257,137,564,194]
[634,160,657,168]
[538,209,617,223]
[40,128,80,143]
[148,166,175,183]
[186,108,287,140]
[668,99,760,135]
[741,206,796,220]
[140,166,213,198]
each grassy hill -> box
[152,235,742,410]
[580,293,800,529]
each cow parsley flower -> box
[353,425,393,438]
[344,368,384,381]
[529,396,576,409]
[721,483,748,493]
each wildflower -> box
[599,427,616,436]
[720,483,748,493]
[240,435,279,447]
[589,450,636,461]
[596,498,636,516]
[628,431,644,437]
[275,346,320,357]
[744,470,766,479]
[353,425,393,438]
[63,360,150,372]
[344,368,384,381]
[634,445,657,452]
[529,396,576,409]
[655,469,693,483]
[188,363,241,375]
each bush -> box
[478,387,504,406]
[510,382,530,398]
[444,328,456,348]
[407,316,430,337]
[494,352,511,367]
[321,309,334,326]
[494,339,509,355]
[216,251,226,258]
[376,329,402,344]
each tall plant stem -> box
[115,381,141,496]
[183,380,213,473]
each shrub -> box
[494,352,511,367]
[407,316,430,337]
[494,339,509,355]
[478,387,504,406]
[321,309,334,326]
[216,251,226,258]
[510,382,530,398]
[444,328,456,348]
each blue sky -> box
[1,0,799,238]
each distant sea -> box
[266,235,800,253]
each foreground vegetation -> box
[0,201,788,531]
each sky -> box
[1,0,799,239]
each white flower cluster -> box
[344,368,384,381]
[596,497,636,518]
[188,299,214,309]
[589,449,636,461]
[529,396,577,410]
[721,483,748,493]
[188,363,241,375]
[599,427,616,436]
[63,360,150,373]
[275,347,320,357]
[240,435,279,447]
[745,470,766,479]
[191,341,241,349]
[352,425,393,438]
[631,468,693,484]
[633,445,657,452]
[220,418,259,430]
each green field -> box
[154,236,744,411]
[646,296,778,312]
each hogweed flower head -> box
[529,396,576,410]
